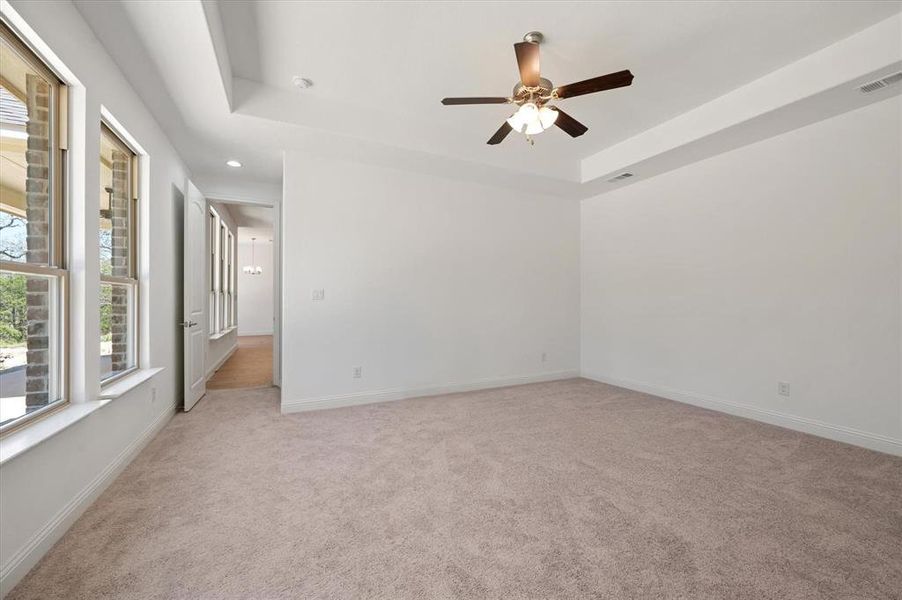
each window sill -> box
[1,401,108,466]
[0,367,165,466]
[208,326,236,341]
[98,367,164,399]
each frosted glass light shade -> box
[506,103,559,135]
[507,102,538,133]
[538,106,558,129]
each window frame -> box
[218,221,225,332]
[207,207,237,338]
[0,20,69,434]
[208,207,218,335]
[226,230,234,328]
[98,121,139,387]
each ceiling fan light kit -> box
[507,102,559,135]
[441,31,634,145]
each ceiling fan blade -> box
[441,97,510,105]
[487,122,513,145]
[550,107,588,137]
[514,42,540,87]
[555,69,634,99]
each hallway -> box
[207,335,273,390]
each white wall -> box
[581,97,902,454]
[205,202,238,376]
[281,154,580,411]
[1,1,187,593]
[237,232,274,335]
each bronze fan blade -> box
[441,97,510,105]
[555,70,634,99]
[487,122,513,145]
[550,107,588,137]
[514,42,540,87]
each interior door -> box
[183,181,207,410]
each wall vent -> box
[858,71,902,94]
[607,172,634,183]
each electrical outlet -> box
[778,382,791,397]
[353,366,362,379]
[312,289,325,301]
[541,352,547,363]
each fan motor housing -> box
[512,77,554,103]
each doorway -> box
[181,189,280,407]
[205,203,277,391]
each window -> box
[209,207,218,333]
[226,230,235,327]
[231,233,237,328]
[0,22,67,430]
[99,124,137,383]
[207,206,235,337]
[223,229,230,328]
[219,221,225,330]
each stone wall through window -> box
[1,22,65,429]
[24,75,51,408]
[99,125,137,382]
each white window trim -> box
[207,206,237,340]
[0,21,68,434]
[99,121,140,387]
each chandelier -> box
[242,237,263,275]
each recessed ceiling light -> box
[292,75,313,89]
[226,160,242,168]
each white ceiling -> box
[226,203,274,230]
[237,1,899,166]
[237,227,274,243]
[74,1,900,197]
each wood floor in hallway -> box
[206,335,273,390]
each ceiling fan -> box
[441,32,634,145]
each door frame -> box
[200,195,282,388]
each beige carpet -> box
[8,379,902,599]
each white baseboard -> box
[282,370,580,414]
[205,344,237,380]
[237,330,272,337]
[0,401,177,596]
[581,371,902,457]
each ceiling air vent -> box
[858,71,902,94]
[607,172,634,183]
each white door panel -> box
[183,181,207,410]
